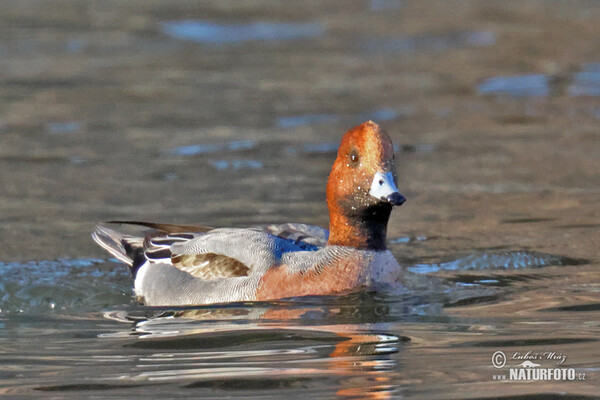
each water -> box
[2,1,600,398]
[276,108,407,129]
[476,74,551,97]
[361,30,497,54]
[161,21,325,44]
[569,63,600,97]
[167,140,257,156]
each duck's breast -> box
[255,247,400,300]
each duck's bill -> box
[369,172,406,206]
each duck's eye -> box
[349,150,359,167]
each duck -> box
[92,121,406,306]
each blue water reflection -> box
[569,63,600,96]
[477,74,550,97]
[277,114,339,129]
[161,21,325,44]
[46,121,81,134]
[209,159,263,171]
[277,107,407,129]
[167,140,256,156]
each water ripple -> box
[161,21,325,44]
[0,258,130,313]
[569,63,600,96]
[408,251,585,274]
[477,74,550,97]
[276,107,410,129]
[167,140,256,156]
[209,159,263,171]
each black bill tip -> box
[385,192,406,206]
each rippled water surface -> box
[1,1,600,398]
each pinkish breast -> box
[255,254,368,301]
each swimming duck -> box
[93,121,406,305]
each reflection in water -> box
[1,256,598,398]
[477,74,550,97]
[277,113,339,129]
[99,296,411,399]
[46,121,81,134]
[209,159,263,171]
[161,21,325,44]
[167,140,256,156]
[276,108,406,129]
[390,235,428,244]
[568,63,600,97]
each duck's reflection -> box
[103,293,411,398]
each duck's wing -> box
[167,228,304,276]
[93,223,304,281]
[140,223,328,277]
[250,223,329,250]
[93,222,325,305]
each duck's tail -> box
[92,224,146,277]
[92,221,212,278]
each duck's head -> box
[326,121,405,250]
